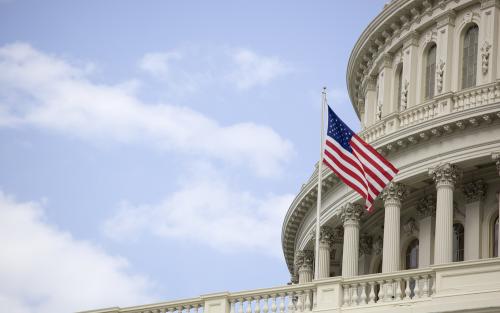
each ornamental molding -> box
[333,226,344,244]
[381,182,408,203]
[462,179,488,203]
[340,203,364,224]
[429,163,462,187]
[359,233,373,256]
[416,195,436,219]
[402,218,419,237]
[436,59,445,93]
[482,41,492,75]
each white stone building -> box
[83,0,500,312]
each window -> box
[425,44,437,99]
[494,216,499,257]
[396,65,404,110]
[462,25,479,89]
[406,239,419,269]
[453,223,464,262]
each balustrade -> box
[229,285,314,313]
[452,82,500,112]
[340,269,435,306]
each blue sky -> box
[0,1,386,312]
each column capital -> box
[462,179,488,203]
[429,163,462,188]
[359,233,373,256]
[492,152,500,176]
[311,226,335,246]
[416,195,436,219]
[295,249,314,271]
[340,203,364,224]
[381,182,408,204]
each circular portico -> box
[283,0,500,283]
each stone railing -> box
[358,82,500,144]
[80,258,500,313]
[398,100,439,128]
[340,268,434,307]
[359,122,386,143]
[228,283,316,313]
[452,82,500,112]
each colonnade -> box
[293,162,499,283]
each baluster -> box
[304,290,311,312]
[186,304,191,313]
[414,276,421,298]
[395,278,402,300]
[351,284,358,306]
[286,292,294,313]
[296,291,303,312]
[431,275,436,295]
[168,307,174,313]
[262,296,269,313]
[270,295,277,313]
[359,282,367,305]
[404,277,411,300]
[377,281,385,302]
[238,299,244,313]
[246,298,253,313]
[254,297,261,313]
[312,289,317,309]
[368,281,376,304]
[279,294,285,313]
[342,285,349,307]
[386,280,394,301]
[422,275,429,297]
[194,304,200,313]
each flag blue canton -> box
[327,106,354,153]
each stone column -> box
[295,250,314,284]
[340,203,364,277]
[381,182,408,273]
[315,226,334,279]
[463,180,487,261]
[402,31,419,107]
[436,11,455,95]
[429,163,461,264]
[377,54,393,117]
[493,152,500,256]
[416,195,436,268]
[363,77,377,127]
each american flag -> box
[323,105,399,211]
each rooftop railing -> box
[80,258,500,313]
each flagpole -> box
[314,87,326,280]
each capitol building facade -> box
[83,0,500,312]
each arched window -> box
[396,65,404,110]
[425,44,437,100]
[406,239,419,269]
[462,25,479,89]
[453,223,465,262]
[494,216,499,257]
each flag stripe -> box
[324,105,399,210]
[323,158,369,200]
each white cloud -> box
[229,49,291,90]
[0,191,155,313]
[0,43,293,177]
[137,45,291,91]
[103,163,294,257]
[138,51,182,77]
